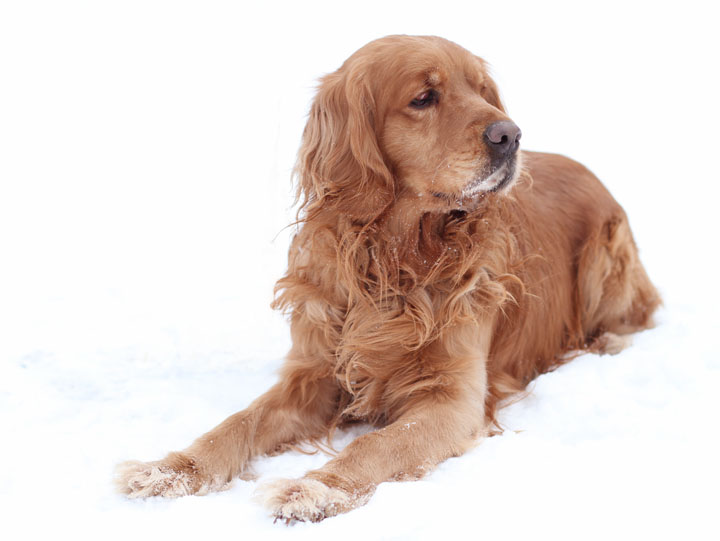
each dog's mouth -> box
[431,156,519,207]
[464,159,517,196]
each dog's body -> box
[116,36,660,522]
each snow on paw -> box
[114,458,200,498]
[257,478,367,524]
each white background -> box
[1,1,718,539]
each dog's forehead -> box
[411,56,486,89]
[404,46,486,86]
[348,36,487,89]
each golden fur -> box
[116,35,660,522]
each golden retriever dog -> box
[116,35,660,522]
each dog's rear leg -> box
[578,212,661,353]
[115,360,339,498]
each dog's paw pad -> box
[257,478,361,524]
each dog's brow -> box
[424,69,441,86]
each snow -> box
[1,1,718,540]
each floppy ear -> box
[295,66,395,222]
[477,58,506,113]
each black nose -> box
[484,121,522,158]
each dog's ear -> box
[476,58,506,113]
[295,66,394,222]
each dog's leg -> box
[578,213,661,339]
[259,320,489,523]
[115,361,339,498]
[259,393,485,522]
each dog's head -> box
[296,35,522,221]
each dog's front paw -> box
[257,477,369,524]
[114,459,196,498]
[115,453,221,498]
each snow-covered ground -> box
[1,1,718,539]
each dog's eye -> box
[409,90,438,109]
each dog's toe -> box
[594,332,633,355]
